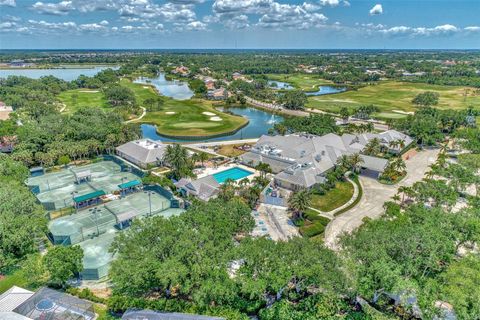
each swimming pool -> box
[213,167,253,184]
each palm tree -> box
[288,189,311,220]
[391,194,401,204]
[364,138,381,156]
[163,144,192,180]
[391,157,406,173]
[348,153,364,173]
[198,152,209,167]
[337,154,351,172]
[255,163,272,179]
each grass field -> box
[216,143,254,157]
[266,73,333,92]
[58,89,108,113]
[310,180,354,212]
[122,80,248,137]
[307,81,480,118]
[139,98,248,137]
[0,269,28,294]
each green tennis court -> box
[26,161,140,211]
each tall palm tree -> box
[163,144,192,180]
[255,163,272,179]
[337,154,352,172]
[198,152,209,167]
[348,153,364,173]
[365,138,381,156]
[288,189,311,220]
[391,157,406,173]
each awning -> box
[118,179,142,189]
[116,210,139,223]
[73,190,106,203]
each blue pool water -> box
[213,167,253,183]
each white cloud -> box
[224,14,250,29]
[185,20,207,31]
[257,2,327,30]
[319,0,339,6]
[32,1,75,15]
[369,4,383,15]
[213,0,274,15]
[0,0,15,7]
[371,23,460,37]
[465,26,480,32]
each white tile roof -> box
[0,286,34,312]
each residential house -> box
[206,87,228,100]
[116,139,167,169]
[171,66,190,77]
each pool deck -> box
[196,163,260,182]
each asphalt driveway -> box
[324,148,439,250]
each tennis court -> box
[49,191,183,245]
[26,161,140,210]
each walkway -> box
[324,148,439,251]
[126,106,146,123]
[307,177,359,220]
[244,96,389,131]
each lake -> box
[141,106,284,142]
[306,86,346,96]
[268,80,294,90]
[0,66,119,81]
[134,73,194,100]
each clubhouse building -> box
[116,138,166,169]
[240,130,413,191]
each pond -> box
[0,66,119,81]
[268,80,294,90]
[306,85,346,96]
[134,73,194,100]
[141,106,284,142]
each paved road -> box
[324,148,439,250]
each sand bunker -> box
[210,116,222,121]
[79,90,99,93]
[143,86,150,89]
[165,111,176,115]
[202,112,216,116]
[392,109,414,115]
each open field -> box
[58,89,108,113]
[310,180,354,212]
[266,73,333,92]
[307,81,480,118]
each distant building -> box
[116,139,167,169]
[122,309,224,320]
[206,88,227,100]
[171,66,190,77]
[0,136,16,153]
[9,60,34,68]
[0,101,13,120]
[232,72,243,80]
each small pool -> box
[213,167,253,184]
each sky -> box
[0,0,479,49]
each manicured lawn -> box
[58,89,108,113]
[216,143,254,158]
[122,79,248,137]
[310,180,354,212]
[0,269,28,294]
[266,73,333,92]
[299,209,331,238]
[307,81,480,116]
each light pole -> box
[144,190,152,217]
[89,207,100,236]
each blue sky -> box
[0,0,479,49]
